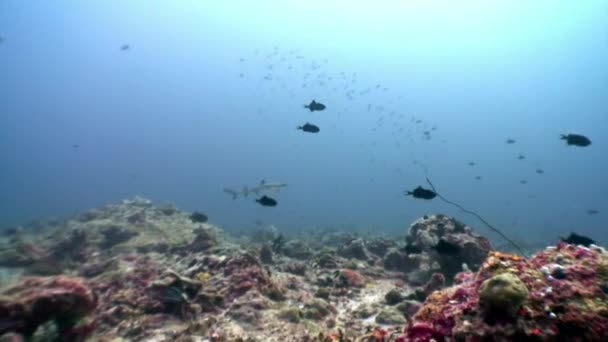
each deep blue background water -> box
[1,2,606,245]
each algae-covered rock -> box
[375,307,405,324]
[283,240,313,259]
[278,307,302,323]
[314,287,330,299]
[478,272,528,316]
[314,248,339,268]
[337,238,370,260]
[353,304,377,319]
[383,248,421,273]
[384,288,405,305]
[303,298,335,320]
[395,300,422,317]
[259,244,273,264]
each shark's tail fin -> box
[223,188,238,200]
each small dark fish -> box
[535,169,544,174]
[0,36,4,44]
[475,176,482,180]
[298,122,320,133]
[561,232,595,247]
[304,100,326,112]
[403,243,422,254]
[190,212,208,223]
[506,138,516,144]
[520,180,527,185]
[561,133,591,147]
[256,195,277,207]
[517,154,526,160]
[433,239,461,255]
[120,44,130,51]
[405,186,436,200]
[468,161,475,166]
[72,144,79,148]
[587,209,599,215]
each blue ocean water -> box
[0,1,606,246]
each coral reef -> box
[404,214,492,282]
[405,244,608,341]
[3,198,603,341]
[0,276,97,340]
[478,272,528,316]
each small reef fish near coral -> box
[0,3,605,341]
[1,203,606,341]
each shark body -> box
[224,179,287,200]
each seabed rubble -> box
[0,198,606,341]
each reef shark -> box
[224,179,287,200]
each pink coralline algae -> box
[223,252,286,301]
[338,269,366,288]
[0,276,97,340]
[93,255,165,329]
[402,243,608,341]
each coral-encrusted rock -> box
[479,273,528,317]
[367,238,397,257]
[93,255,164,331]
[283,240,313,259]
[405,244,608,341]
[99,225,138,249]
[406,214,492,280]
[188,226,218,252]
[303,298,336,320]
[0,276,97,338]
[223,253,286,301]
[383,248,422,273]
[337,269,365,288]
[338,238,370,260]
[385,288,405,305]
[314,248,339,269]
[376,307,405,325]
[259,244,273,264]
[282,262,307,276]
[396,300,422,317]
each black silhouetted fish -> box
[120,44,130,51]
[561,133,591,147]
[561,232,595,247]
[304,100,326,112]
[433,240,461,255]
[298,123,320,133]
[587,209,599,216]
[256,195,277,207]
[506,138,516,144]
[404,186,436,200]
[535,169,544,174]
[517,154,526,160]
[190,212,208,223]
[72,144,79,149]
